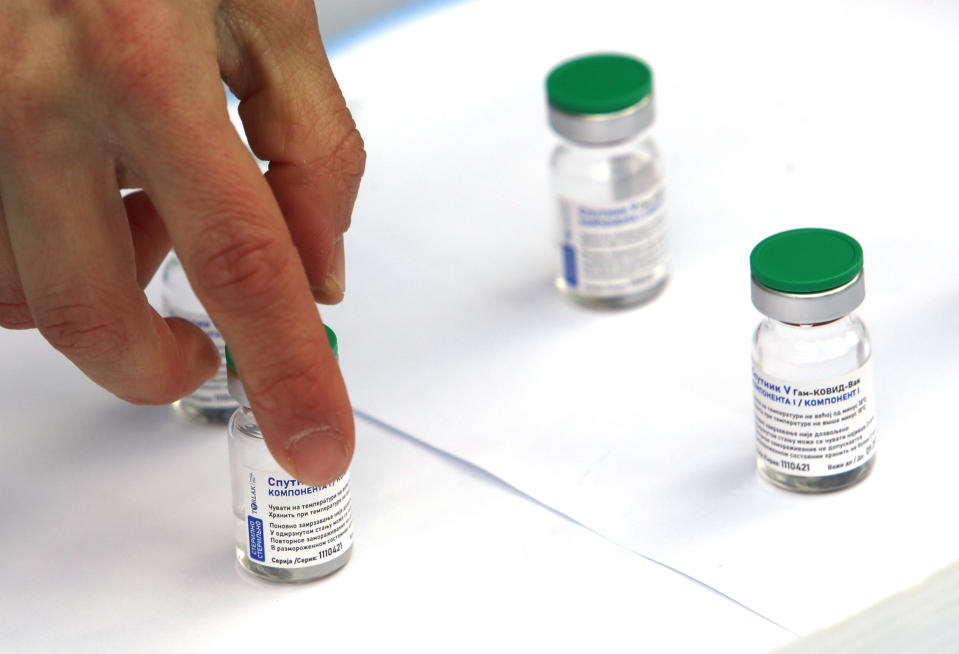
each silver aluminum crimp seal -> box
[751,271,865,325]
[548,94,655,145]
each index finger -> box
[133,104,354,486]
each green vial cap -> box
[225,324,339,373]
[750,228,863,294]
[324,325,338,359]
[547,53,653,115]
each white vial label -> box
[242,468,353,569]
[558,186,668,297]
[162,305,234,409]
[752,360,877,477]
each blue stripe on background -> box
[326,0,471,55]
[226,0,468,109]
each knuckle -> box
[276,120,364,233]
[33,290,128,359]
[192,224,291,307]
[0,36,64,136]
[0,12,36,82]
[306,106,365,170]
[91,1,179,58]
[84,2,204,112]
[0,1,202,140]
[327,126,365,232]
[330,126,367,185]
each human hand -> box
[0,0,364,485]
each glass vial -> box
[545,53,669,309]
[160,254,237,423]
[225,326,353,582]
[750,228,877,493]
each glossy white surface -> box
[316,0,959,634]
[0,329,790,652]
[3,0,958,649]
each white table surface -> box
[3,0,957,651]
[316,0,959,635]
[0,326,791,653]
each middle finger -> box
[0,135,219,403]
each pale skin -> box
[0,0,364,485]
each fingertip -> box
[165,316,220,383]
[246,334,355,485]
[311,281,344,305]
[310,236,345,304]
[284,425,354,486]
[108,315,222,406]
[0,299,35,329]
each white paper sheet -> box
[314,0,959,633]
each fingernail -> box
[287,427,350,485]
[320,237,345,300]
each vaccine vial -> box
[225,326,353,582]
[750,228,877,493]
[546,53,669,309]
[160,254,237,423]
